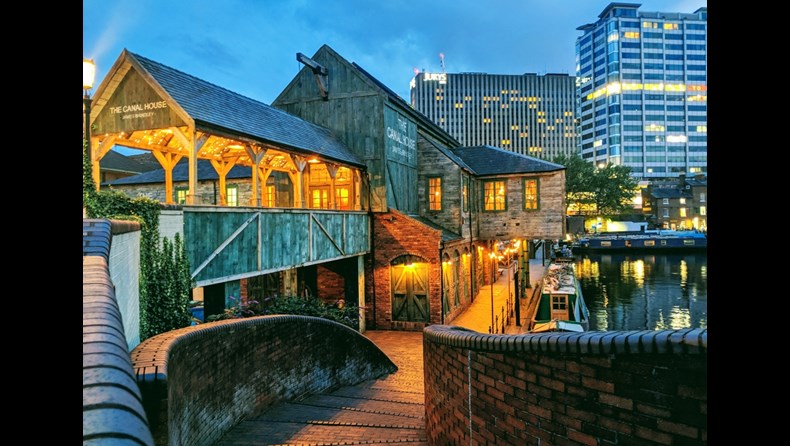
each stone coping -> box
[423,325,707,355]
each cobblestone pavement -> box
[215,331,426,445]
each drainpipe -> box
[439,244,445,325]
[367,172,377,329]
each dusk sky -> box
[83,0,707,105]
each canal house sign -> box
[93,66,186,135]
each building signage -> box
[93,67,185,134]
[423,72,447,83]
[384,107,417,167]
[108,101,169,120]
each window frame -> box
[174,186,189,205]
[226,184,239,207]
[482,179,508,212]
[428,176,443,211]
[522,177,540,211]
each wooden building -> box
[89,50,371,325]
[274,45,566,330]
[92,47,568,332]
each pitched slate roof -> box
[129,51,364,167]
[649,188,693,199]
[450,146,565,176]
[105,158,252,186]
[99,150,153,174]
[410,215,464,243]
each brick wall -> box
[316,264,345,303]
[83,219,154,445]
[367,209,442,330]
[108,224,142,350]
[132,315,396,446]
[424,325,707,446]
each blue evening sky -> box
[84,0,706,106]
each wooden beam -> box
[245,145,267,206]
[210,157,238,206]
[326,163,339,210]
[151,150,183,204]
[258,166,273,207]
[311,213,345,256]
[291,155,308,208]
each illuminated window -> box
[501,139,511,145]
[679,207,687,217]
[688,85,707,92]
[662,198,669,205]
[523,178,539,210]
[623,31,640,39]
[642,21,658,28]
[175,187,188,204]
[700,206,706,216]
[484,180,507,211]
[312,189,329,209]
[483,118,492,124]
[266,185,275,207]
[429,177,442,211]
[663,23,679,30]
[511,125,519,130]
[699,193,706,203]
[334,188,350,210]
[226,185,238,207]
[696,126,707,132]
[679,198,686,205]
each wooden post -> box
[326,163,339,210]
[258,166,272,207]
[244,145,267,207]
[209,157,239,206]
[171,128,205,205]
[152,151,184,204]
[354,169,362,210]
[291,155,308,208]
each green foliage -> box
[553,154,638,217]
[83,143,193,340]
[83,140,96,206]
[207,295,360,330]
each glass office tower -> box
[576,3,707,178]
[410,72,578,160]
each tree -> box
[552,154,638,217]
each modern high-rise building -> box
[576,3,707,179]
[410,72,578,160]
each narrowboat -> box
[530,259,590,333]
[574,230,707,252]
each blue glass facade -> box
[575,4,707,179]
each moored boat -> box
[530,259,589,333]
[573,230,707,252]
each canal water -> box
[572,252,707,331]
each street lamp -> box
[83,58,96,167]
[489,251,497,333]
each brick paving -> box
[215,331,426,445]
[215,261,546,445]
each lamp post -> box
[489,251,496,333]
[83,58,96,174]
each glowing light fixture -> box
[83,58,96,91]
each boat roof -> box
[542,263,578,295]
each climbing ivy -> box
[84,139,193,340]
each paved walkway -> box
[215,331,426,446]
[450,258,546,334]
[216,258,548,445]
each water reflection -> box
[575,252,707,331]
